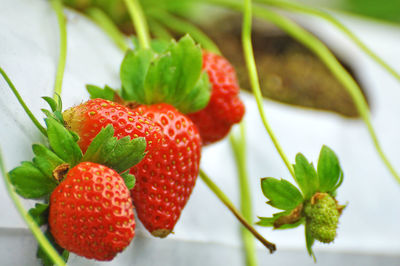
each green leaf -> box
[150,39,171,53]
[318,145,341,193]
[121,48,154,102]
[28,203,49,226]
[294,153,319,200]
[278,218,304,230]
[45,117,82,166]
[182,71,211,113]
[121,172,136,190]
[261,177,303,210]
[37,230,69,266]
[305,222,316,262]
[9,162,57,198]
[82,125,147,173]
[32,144,65,179]
[42,97,58,112]
[86,84,116,101]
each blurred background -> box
[0,0,400,265]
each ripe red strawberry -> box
[63,99,201,237]
[131,103,201,237]
[49,162,135,261]
[188,51,245,145]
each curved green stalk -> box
[0,67,47,136]
[148,9,221,54]
[255,0,400,83]
[51,0,67,104]
[203,0,400,185]
[0,149,66,266]
[123,0,151,49]
[148,18,174,40]
[199,169,276,253]
[241,0,295,178]
[86,8,129,52]
[230,123,257,266]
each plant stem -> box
[123,0,151,49]
[256,0,400,83]
[148,18,174,40]
[241,0,295,178]
[230,124,258,266]
[203,0,400,185]
[86,8,129,52]
[0,67,47,136]
[51,0,67,104]
[0,149,66,266]
[148,9,221,54]
[199,169,276,253]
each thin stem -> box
[0,67,47,136]
[203,0,400,184]
[241,0,295,178]
[256,0,400,83]
[123,0,151,49]
[86,8,129,52]
[230,123,258,266]
[0,149,66,266]
[199,169,276,253]
[51,0,67,104]
[148,18,174,40]
[148,9,222,54]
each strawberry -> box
[63,99,201,237]
[188,51,245,145]
[131,103,201,237]
[49,162,135,261]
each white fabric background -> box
[0,0,400,265]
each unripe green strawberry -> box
[49,162,135,261]
[304,193,339,243]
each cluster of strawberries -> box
[10,37,245,262]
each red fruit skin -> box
[188,51,245,145]
[132,103,201,237]
[49,162,135,261]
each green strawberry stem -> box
[202,0,400,184]
[255,0,400,84]
[123,0,151,49]
[148,9,221,54]
[0,148,66,266]
[86,8,130,52]
[230,123,257,266]
[148,18,174,40]
[51,0,67,104]
[241,0,296,178]
[0,67,47,136]
[199,169,276,253]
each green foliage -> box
[293,153,319,200]
[37,230,69,266]
[261,178,303,210]
[121,172,136,190]
[86,84,115,101]
[318,145,341,193]
[120,35,211,113]
[32,144,65,179]
[82,125,146,173]
[28,203,49,226]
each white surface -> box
[1,0,400,265]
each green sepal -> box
[120,35,211,114]
[28,203,49,226]
[261,177,303,210]
[305,222,316,262]
[257,210,290,227]
[293,153,319,200]
[45,117,83,167]
[278,218,304,230]
[9,161,57,199]
[82,125,146,173]
[121,171,136,190]
[150,39,171,53]
[42,96,64,124]
[86,84,116,101]
[37,230,69,266]
[318,145,342,193]
[32,144,65,179]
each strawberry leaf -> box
[37,230,69,266]
[32,144,65,179]
[28,203,49,226]
[86,84,116,101]
[9,161,57,198]
[317,145,342,193]
[82,125,146,173]
[293,154,319,200]
[261,177,303,210]
[305,222,316,261]
[45,117,83,167]
[121,171,136,190]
